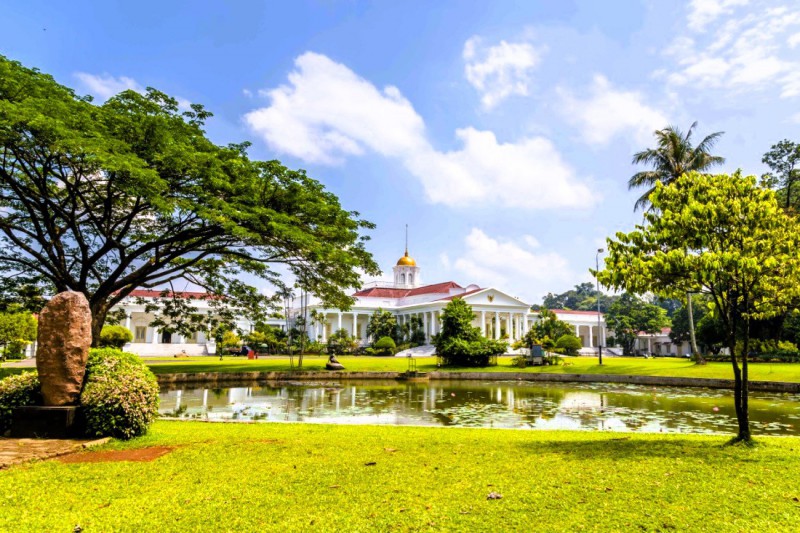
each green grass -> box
[140,354,800,382]
[2,421,799,531]
[6,355,800,383]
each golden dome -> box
[396,252,416,266]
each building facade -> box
[110,250,614,356]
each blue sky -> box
[4,0,800,304]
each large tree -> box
[542,282,618,313]
[0,310,37,361]
[435,298,506,367]
[0,56,379,343]
[761,139,800,210]
[629,121,725,363]
[599,171,800,443]
[604,293,670,356]
[366,308,397,343]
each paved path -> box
[1,359,36,368]
[0,437,109,469]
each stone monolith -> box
[35,291,92,406]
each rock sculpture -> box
[326,354,345,371]
[35,291,92,406]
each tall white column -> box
[423,312,429,343]
[575,325,580,336]
[352,312,359,338]
[509,313,514,340]
[124,313,131,331]
[152,328,159,344]
[589,326,594,348]
[494,312,500,340]
[481,310,486,337]
[337,312,342,332]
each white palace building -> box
[111,248,612,357]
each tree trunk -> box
[687,292,704,364]
[728,336,751,443]
[89,299,111,348]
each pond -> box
[159,380,800,435]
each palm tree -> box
[629,121,725,211]
[629,122,725,364]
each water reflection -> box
[158,380,800,435]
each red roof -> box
[550,309,603,316]
[124,290,213,300]
[437,288,485,301]
[354,281,463,299]
[638,327,672,336]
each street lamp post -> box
[596,248,604,365]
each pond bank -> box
[155,370,800,392]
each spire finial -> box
[405,224,409,256]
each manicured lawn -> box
[140,355,800,382]
[6,355,800,383]
[1,421,798,531]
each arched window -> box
[408,274,414,285]
[400,273,406,284]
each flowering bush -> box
[81,348,160,440]
[0,372,40,434]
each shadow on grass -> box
[0,367,30,379]
[518,434,741,461]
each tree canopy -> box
[0,56,379,342]
[366,308,397,343]
[435,298,506,367]
[605,293,670,356]
[628,122,724,211]
[541,282,617,313]
[598,171,800,442]
[761,139,800,210]
[0,310,37,360]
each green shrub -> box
[327,329,355,356]
[778,340,798,352]
[437,337,507,367]
[3,341,27,360]
[98,325,133,349]
[374,336,397,355]
[555,334,582,355]
[544,354,564,366]
[0,372,40,434]
[81,348,159,440]
[305,341,325,354]
[434,298,507,367]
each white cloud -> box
[559,75,670,146]
[523,235,540,248]
[244,52,425,165]
[662,1,800,98]
[452,228,572,302]
[74,73,143,101]
[791,112,800,124]
[687,0,749,32]
[463,36,544,109]
[244,52,595,209]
